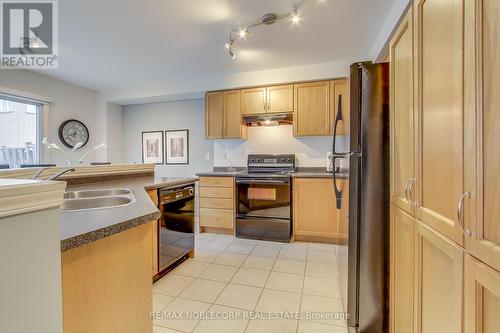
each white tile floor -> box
[153,233,348,333]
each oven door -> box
[235,177,292,242]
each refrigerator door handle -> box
[332,157,342,209]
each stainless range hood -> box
[242,113,293,127]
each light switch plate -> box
[205,153,210,161]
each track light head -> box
[291,10,301,24]
[239,28,248,38]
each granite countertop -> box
[60,176,197,252]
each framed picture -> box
[165,129,189,165]
[142,131,164,164]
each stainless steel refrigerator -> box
[332,62,390,333]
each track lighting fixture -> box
[224,0,313,59]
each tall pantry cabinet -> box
[390,0,500,332]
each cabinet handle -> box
[408,177,417,207]
[457,192,472,237]
[404,178,411,203]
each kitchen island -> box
[53,168,197,333]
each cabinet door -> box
[390,8,416,215]
[223,90,245,139]
[266,84,293,113]
[205,92,224,139]
[414,221,463,333]
[242,87,267,115]
[293,178,341,242]
[390,206,415,333]
[414,0,465,245]
[464,255,500,333]
[463,0,500,272]
[330,79,350,136]
[293,81,330,136]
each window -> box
[0,97,42,168]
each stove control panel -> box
[247,154,295,168]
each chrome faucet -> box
[31,167,51,180]
[47,168,76,180]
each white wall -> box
[213,125,348,168]
[105,102,123,163]
[122,99,213,177]
[0,70,99,165]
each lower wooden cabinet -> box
[61,223,154,333]
[199,176,235,234]
[293,177,346,243]
[464,254,500,333]
[390,206,415,333]
[414,221,464,333]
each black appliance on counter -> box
[235,154,294,242]
[332,62,390,333]
[156,182,195,280]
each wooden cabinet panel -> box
[199,176,234,188]
[242,87,266,115]
[200,197,233,210]
[62,223,153,333]
[205,92,224,139]
[330,79,350,136]
[293,81,330,136]
[464,254,500,333]
[415,221,463,333]
[390,8,416,215]
[223,90,245,139]
[199,187,233,199]
[415,0,465,245]
[267,84,293,113]
[147,189,158,277]
[463,0,500,272]
[293,178,344,243]
[390,206,415,333]
[200,208,233,229]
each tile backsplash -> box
[213,125,348,168]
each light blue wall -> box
[122,99,213,177]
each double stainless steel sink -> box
[61,188,135,212]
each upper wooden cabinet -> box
[205,92,224,139]
[330,79,350,136]
[242,85,293,115]
[390,8,416,215]
[463,0,500,272]
[293,81,330,136]
[464,254,500,333]
[205,90,246,140]
[293,178,347,243]
[390,206,415,333]
[242,87,267,115]
[223,90,246,139]
[414,0,466,245]
[207,79,349,138]
[414,220,464,333]
[267,85,294,113]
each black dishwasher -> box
[157,183,195,278]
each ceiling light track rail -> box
[225,0,313,59]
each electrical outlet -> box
[205,153,210,161]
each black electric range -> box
[235,154,295,242]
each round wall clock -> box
[58,119,89,149]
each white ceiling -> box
[38,0,396,93]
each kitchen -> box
[1,0,499,333]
